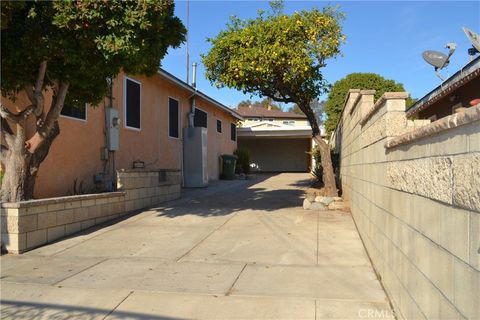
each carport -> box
[237,125,313,172]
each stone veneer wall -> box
[1,169,181,254]
[332,90,479,320]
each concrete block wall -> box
[1,192,126,253]
[333,90,479,320]
[117,169,181,212]
[1,169,182,254]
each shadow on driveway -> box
[154,174,309,219]
[1,300,180,320]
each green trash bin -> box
[221,154,238,180]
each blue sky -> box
[161,1,480,109]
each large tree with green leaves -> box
[237,98,282,110]
[324,73,414,134]
[202,2,345,196]
[0,0,185,201]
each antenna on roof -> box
[463,27,480,61]
[422,42,456,81]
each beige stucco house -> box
[236,106,313,172]
[1,69,242,199]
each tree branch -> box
[44,81,69,130]
[0,103,36,123]
[35,61,47,97]
[25,81,69,154]
[24,61,47,117]
[24,84,36,105]
[1,117,15,148]
[297,101,320,136]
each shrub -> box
[234,148,251,174]
[308,147,323,182]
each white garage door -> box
[238,138,310,172]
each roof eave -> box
[406,55,480,117]
[157,69,244,121]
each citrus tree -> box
[202,1,345,196]
[0,0,186,201]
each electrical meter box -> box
[183,127,208,187]
[106,108,119,151]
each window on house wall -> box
[125,77,141,129]
[265,118,274,122]
[60,104,87,121]
[217,119,222,133]
[231,123,236,141]
[194,108,207,128]
[169,97,179,138]
[283,120,295,126]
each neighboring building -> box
[407,55,480,120]
[236,105,313,172]
[1,70,242,199]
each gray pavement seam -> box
[102,290,134,320]
[225,263,248,296]
[52,258,109,286]
[175,212,239,262]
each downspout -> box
[104,77,116,191]
[188,62,198,127]
[182,63,198,187]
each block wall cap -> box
[118,168,181,173]
[386,104,480,149]
[348,93,363,115]
[1,191,126,209]
[382,92,410,99]
[360,92,409,126]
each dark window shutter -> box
[169,98,179,138]
[231,123,236,141]
[126,79,141,129]
[61,104,86,120]
[194,108,207,128]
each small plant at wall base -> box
[0,1,186,202]
[234,149,251,174]
[308,148,341,194]
[308,147,323,183]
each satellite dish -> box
[463,27,480,57]
[422,43,456,81]
[423,50,449,69]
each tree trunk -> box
[1,122,31,202]
[296,101,338,197]
[24,121,60,199]
[0,76,68,202]
[1,120,60,202]
[313,135,337,197]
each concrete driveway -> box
[1,173,393,319]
